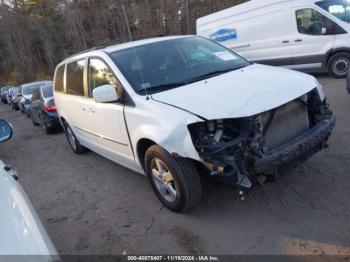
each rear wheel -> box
[43,122,55,135]
[30,112,39,126]
[327,52,350,78]
[144,145,202,212]
[64,123,88,154]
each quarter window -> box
[88,58,123,98]
[296,8,346,35]
[54,65,65,92]
[66,60,85,96]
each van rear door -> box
[290,7,340,69]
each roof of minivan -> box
[61,35,191,64]
[197,0,314,26]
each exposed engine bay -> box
[188,89,336,188]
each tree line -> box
[0,0,246,85]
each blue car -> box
[28,84,60,134]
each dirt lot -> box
[0,75,349,256]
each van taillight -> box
[44,102,56,112]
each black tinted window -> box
[296,8,346,35]
[66,60,85,96]
[42,84,53,98]
[54,65,65,92]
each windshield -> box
[110,36,250,94]
[42,84,53,98]
[22,83,42,95]
[316,0,350,23]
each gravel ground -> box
[0,75,349,256]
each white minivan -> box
[197,0,350,78]
[54,36,335,212]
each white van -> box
[197,0,350,78]
[54,36,335,212]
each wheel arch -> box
[136,138,157,171]
[325,48,350,66]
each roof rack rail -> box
[67,33,168,59]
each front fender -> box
[125,102,203,166]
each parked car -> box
[54,36,335,212]
[11,93,21,111]
[197,0,350,78]
[18,81,53,115]
[347,72,350,93]
[0,119,58,258]
[6,87,20,109]
[1,86,11,104]
[28,84,60,134]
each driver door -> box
[291,7,339,68]
[79,57,134,166]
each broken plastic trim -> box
[188,89,335,188]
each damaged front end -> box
[188,89,336,188]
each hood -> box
[152,64,317,120]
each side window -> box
[66,60,85,96]
[296,8,346,35]
[31,88,40,102]
[54,65,65,92]
[88,58,123,98]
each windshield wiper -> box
[186,68,239,84]
[138,67,243,95]
[138,82,188,94]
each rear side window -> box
[66,60,85,96]
[42,84,53,98]
[31,88,40,101]
[54,65,65,92]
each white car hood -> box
[152,64,317,120]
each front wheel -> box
[144,145,202,212]
[327,52,350,78]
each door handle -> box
[294,39,303,42]
[87,107,95,114]
[282,40,290,44]
[233,44,251,49]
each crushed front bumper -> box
[254,115,336,173]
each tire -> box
[327,52,350,78]
[44,122,55,135]
[64,122,88,154]
[144,145,202,212]
[30,112,39,126]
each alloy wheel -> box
[150,158,177,203]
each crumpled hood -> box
[152,64,317,120]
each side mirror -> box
[321,27,327,35]
[0,120,13,143]
[92,84,119,103]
